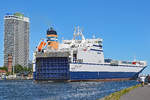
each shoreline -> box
[99,84,141,100]
[34,78,134,82]
[1,78,134,82]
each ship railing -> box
[70,62,145,68]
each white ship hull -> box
[69,63,145,81]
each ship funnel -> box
[46,27,59,50]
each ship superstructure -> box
[33,27,147,81]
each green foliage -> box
[6,72,12,76]
[26,67,33,74]
[101,84,141,100]
[14,64,32,74]
[0,66,8,72]
[0,65,32,75]
[14,64,24,73]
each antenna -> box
[80,28,85,41]
[48,23,54,29]
[74,26,76,34]
[73,26,76,40]
[134,56,136,61]
[77,26,80,37]
[51,24,55,28]
[48,23,51,29]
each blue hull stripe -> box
[90,49,103,52]
[70,72,137,80]
[93,45,102,47]
[33,71,139,81]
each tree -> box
[0,66,8,72]
[14,64,33,74]
[14,64,24,73]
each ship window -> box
[98,41,102,44]
[139,62,144,65]
[73,54,77,59]
[128,62,132,64]
[48,42,51,45]
[105,59,112,63]
[122,61,132,64]
[78,59,83,63]
[122,61,127,64]
[73,54,77,62]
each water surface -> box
[0,80,138,100]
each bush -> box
[0,66,8,72]
[14,64,24,73]
[14,64,32,74]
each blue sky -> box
[0,0,150,74]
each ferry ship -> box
[33,27,147,82]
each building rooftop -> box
[4,12,29,22]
